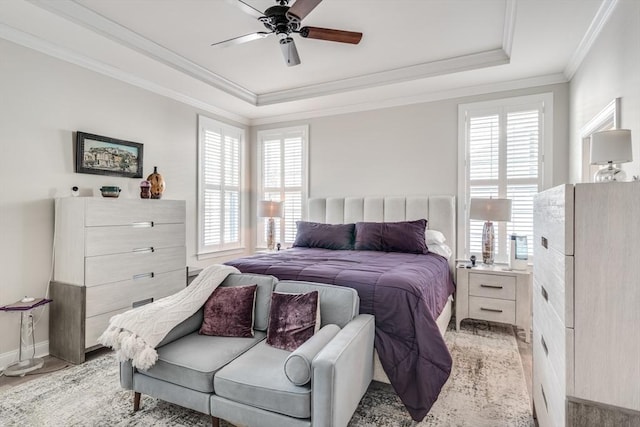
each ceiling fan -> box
[213,0,363,67]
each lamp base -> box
[266,217,275,251]
[3,357,44,377]
[594,164,626,182]
[482,221,495,265]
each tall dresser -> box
[533,183,640,426]
[50,198,186,364]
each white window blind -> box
[198,115,244,254]
[257,125,308,247]
[459,94,551,263]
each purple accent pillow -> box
[266,291,320,351]
[199,285,257,338]
[292,221,355,250]
[355,219,429,254]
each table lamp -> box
[590,129,632,182]
[469,197,512,265]
[258,200,283,251]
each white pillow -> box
[428,243,452,260]
[425,229,446,245]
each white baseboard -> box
[0,341,49,372]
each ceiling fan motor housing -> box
[261,5,300,35]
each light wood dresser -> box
[50,198,186,364]
[533,183,640,426]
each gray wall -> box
[252,84,570,200]
[0,39,250,364]
[569,0,640,182]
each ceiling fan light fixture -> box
[279,37,301,66]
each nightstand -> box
[456,263,532,342]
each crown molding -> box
[28,0,257,105]
[249,73,568,126]
[502,0,517,57]
[29,0,515,107]
[0,22,250,125]
[564,0,618,80]
[257,48,509,106]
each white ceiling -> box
[0,0,609,124]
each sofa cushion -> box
[214,341,311,419]
[139,331,266,393]
[267,291,319,351]
[200,284,257,337]
[219,273,277,332]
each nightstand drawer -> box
[469,273,516,300]
[468,296,516,324]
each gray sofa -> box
[119,273,375,427]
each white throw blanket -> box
[98,264,239,370]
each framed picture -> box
[75,131,144,178]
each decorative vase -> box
[140,180,151,199]
[146,166,165,199]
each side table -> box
[0,298,52,376]
[455,263,532,342]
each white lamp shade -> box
[258,200,283,218]
[590,129,633,165]
[469,198,512,222]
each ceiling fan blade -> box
[279,37,301,67]
[286,0,322,21]
[211,32,272,48]
[224,0,264,19]
[299,27,363,44]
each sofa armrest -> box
[311,314,375,427]
[120,360,134,390]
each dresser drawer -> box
[534,184,574,255]
[85,223,185,257]
[468,296,516,325]
[533,294,566,393]
[86,269,185,317]
[85,246,186,286]
[85,307,128,349]
[84,199,185,227]
[533,329,566,427]
[533,242,574,328]
[469,273,516,300]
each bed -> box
[226,196,456,421]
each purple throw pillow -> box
[355,219,428,254]
[292,221,355,250]
[199,285,257,338]
[267,291,320,351]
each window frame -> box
[197,114,246,257]
[256,125,309,249]
[457,93,553,263]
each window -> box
[257,125,308,247]
[458,93,553,263]
[198,115,244,255]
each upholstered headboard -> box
[307,195,456,272]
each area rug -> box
[0,321,532,427]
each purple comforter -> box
[226,248,455,421]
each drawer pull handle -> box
[133,272,155,280]
[541,335,549,356]
[541,384,548,410]
[132,247,155,253]
[132,297,153,308]
[541,236,548,249]
[541,285,549,301]
[480,307,503,313]
[480,284,503,289]
[131,221,154,228]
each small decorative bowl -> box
[100,186,121,198]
